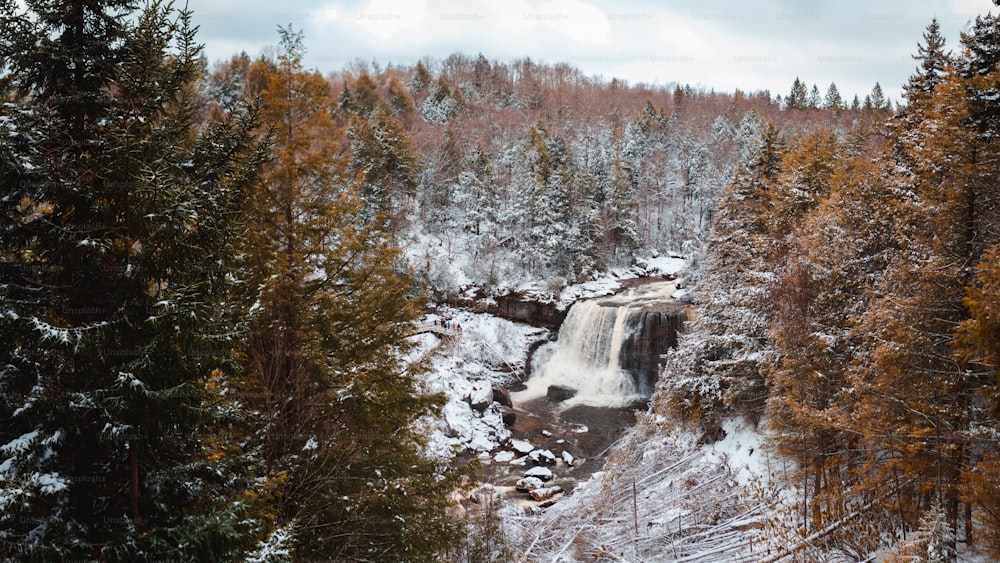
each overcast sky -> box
[192,0,997,104]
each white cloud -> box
[487,0,611,47]
[192,0,992,102]
[347,0,429,41]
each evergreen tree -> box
[603,155,641,261]
[410,61,433,93]
[421,75,464,124]
[807,83,822,109]
[385,73,417,119]
[903,18,949,112]
[766,152,901,548]
[845,28,1000,544]
[787,77,808,109]
[870,82,888,110]
[456,143,497,236]
[348,103,419,232]
[351,71,380,117]
[767,129,838,236]
[885,503,957,563]
[0,2,267,559]
[824,82,844,114]
[957,247,1000,558]
[658,123,785,430]
[241,27,467,560]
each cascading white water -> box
[516,281,678,408]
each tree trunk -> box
[129,444,141,525]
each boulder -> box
[528,449,556,464]
[490,294,567,328]
[515,476,544,492]
[499,406,517,427]
[492,385,513,408]
[510,439,534,454]
[524,466,553,481]
[561,451,575,466]
[529,485,563,502]
[468,380,493,412]
[546,385,577,402]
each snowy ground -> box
[410,309,547,458]
[502,415,779,562]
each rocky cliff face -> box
[488,294,567,329]
[619,303,686,395]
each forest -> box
[1,0,999,561]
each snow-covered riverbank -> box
[411,310,547,458]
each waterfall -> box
[516,281,684,408]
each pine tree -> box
[351,71,380,117]
[240,27,467,560]
[870,82,888,110]
[844,23,1000,544]
[204,51,253,117]
[456,143,498,236]
[951,13,1000,554]
[0,2,268,559]
[421,75,464,124]
[885,503,957,563]
[787,77,808,109]
[903,18,949,112]
[767,129,839,236]
[348,103,419,232]
[385,73,417,119]
[808,84,822,109]
[957,247,1000,557]
[658,123,785,430]
[766,152,902,546]
[410,61,433,93]
[603,155,640,261]
[824,83,844,114]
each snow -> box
[494,450,516,463]
[245,523,295,563]
[701,418,769,487]
[561,451,575,466]
[515,476,545,492]
[528,449,556,464]
[641,255,688,277]
[504,415,779,561]
[524,466,553,481]
[510,439,534,454]
[36,473,67,494]
[551,257,688,310]
[467,379,492,407]
[1,429,39,455]
[413,310,546,457]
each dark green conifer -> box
[0,1,267,559]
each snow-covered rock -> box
[510,439,534,454]
[561,451,575,466]
[467,380,493,412]
[411,311,546,458]
[515,476,545,492]
[529,485,563,502]
[528,449,556,464]
[493,450,516,463]
[524,466,553,481]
